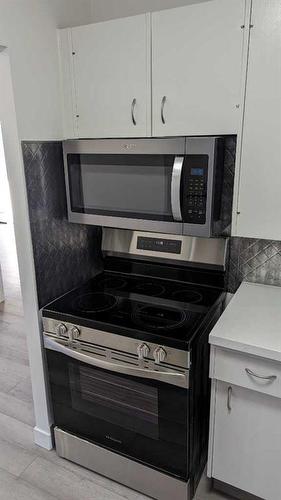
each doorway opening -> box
[0,45,33,433]
[0,123,22,313]
[0,43,24,318]
[0,124,12,224]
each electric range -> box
[43,229,228,500]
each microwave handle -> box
[171,156,184,221]
[44,335,188,388]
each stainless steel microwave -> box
[63,137,232,237]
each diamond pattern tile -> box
[22,141,102,308]
[228,237,281,293]
[22,141,281,303]
[218,136,236,236]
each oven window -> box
[67,154,175,221]
[47,350,188,479]
[70,364,159,439]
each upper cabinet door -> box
[152,1,246,137]
[71,14,150,138]
[234,0,281,239]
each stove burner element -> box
[100,277,127,290]
[133,304,187,330]
[172,289,203,304]
[133,282,165,297]
[73,293,117,313]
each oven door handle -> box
[44,336,188,388]
[171,156,184,222]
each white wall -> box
[0,49,52,448]
[0,0,76,449]
[0,0,63,140]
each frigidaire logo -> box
[105,435,122,444]
[122,143,136,150]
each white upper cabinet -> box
[64,14,150,138]
[233,0,281,239]
[59,1,247,140]
[151,0,246,137]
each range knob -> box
[69,326,81,341]
[137,343,150,360]
[57,323,67,337]
[153,346,166,364]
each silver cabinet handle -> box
[161,96,167,124]
[131,98,137,126]
[171,156,184,221]
[245,368,277,381]
[227,386,232,412]
[44,335,188,388]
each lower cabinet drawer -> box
[212,347,281,399]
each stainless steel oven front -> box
[63,137,226,238]
[44,326,190,499]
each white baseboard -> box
[33,426,53,450]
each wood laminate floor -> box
[0,223,232,500]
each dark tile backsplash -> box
[23,141,102,309]
[228,237,281,293]
[22,140,281,306]
[220,136,236,235]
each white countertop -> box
[210,281,281,362]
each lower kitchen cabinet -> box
[210,380,281,500]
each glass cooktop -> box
[43,268,224,348]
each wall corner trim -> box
[33,426,53,450]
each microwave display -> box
[182,155,208,225]
[191,168,204,176]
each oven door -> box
[45,337,188,479]
[63,139,185,234]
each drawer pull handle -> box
[245,368,277,381]
[161,96,167,124]
[131,98,137,126]
[227,386,232,412]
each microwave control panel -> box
[182,155,209,224]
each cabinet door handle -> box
[161,96,167,124]
[227,386,232,412]
[131,98,137,126]
[245,368,277,381]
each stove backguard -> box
[102,228,228,271]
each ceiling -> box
[49,0,209,28]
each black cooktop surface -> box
[43,263,225,348]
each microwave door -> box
[65,151,183,235]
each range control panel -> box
[137,236,182,254]
[182,155,209,224]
